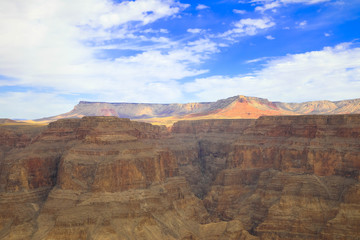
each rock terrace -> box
[0,115,359,239]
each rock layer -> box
[0,115,359,239]
[39,95,360,124]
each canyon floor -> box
[0,114,359,239]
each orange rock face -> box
[0,115,359,239]
[40,96,360,126]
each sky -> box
[0,0,360,119]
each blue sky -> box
[0,0,360,119]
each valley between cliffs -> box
[0,115,359,239]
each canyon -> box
[0,114,359,239]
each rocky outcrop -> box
[0,117,255,239]
[0,124,44,148]
[320,182,360,239]
[0,115,359,239]
[171,119,254,134]
[196,114,360,239]
[38,95,360,124]
[227,115,360,177]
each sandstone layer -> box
[39,95,360,125]
[0,115,359,239]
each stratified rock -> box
[171,119,254,134]
[38,95,360,124]
[198,114,360,239]
[0,115,359,239]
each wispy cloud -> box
[246,56,273,63]
[254,0,331,12]
[0,1,282,119]
[233,9,247,14]
[281,0,330,3]
[220,18,275,39]
[187,28,204,34]
[0,0,200,118]
[255,1,281,12]
[298,20,307,27]
[184,43,360,102]
[266,35,275,40]
[0,0,357,119]
[196,4,209,10]
[0,91,75,119]
[0,0,276,111]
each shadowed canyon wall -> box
[0,115,359,239]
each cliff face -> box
[39,95,360,124]
[196,115,360,239]
[0,115,359,239]
[166,115,360,239]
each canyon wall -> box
[0,115,359,239]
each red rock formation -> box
[38,96,360,124]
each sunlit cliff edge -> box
[36,95,360,126]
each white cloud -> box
[0,0,190,82]
[0,0,354,120]
[160,29,169,33]
[187,28,203,34]
[324,32,331,37]
[221,18,275,39]
[255,1,281,12]
[0,0,221,118]
[97,0,188,27]
[254,0,331,12]
[246,56,273,63]
[0,92,75,119]
[233,9,247,14]
[183,43,360,102]
[266,35,275,40]
[143,28,169,33]
[196,4,209,10]
[298,20,307,27]
[184,75,257,100]
[281,0,330,3]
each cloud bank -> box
[184,43,360,102]
[0,0,358,119]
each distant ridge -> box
[38,95,360,125]
[0,118,18,124]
